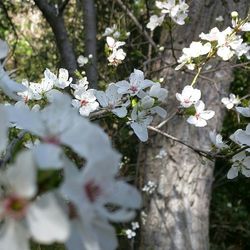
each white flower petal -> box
[227,166,238,179]
[33,143,64,169]
[0,220,29,250]
[6,150,36,199]
[27,193,70,244]
[130,122,148,142]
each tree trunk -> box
[139,1,248,250]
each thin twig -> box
[114,0,157,49]
[148,126,211,158]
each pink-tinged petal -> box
[6,151,36,199]
[33,143,63,169]
[200,110,215,120]
[27,193,70,244]
[0,219,29,250]
[227,166,238,179]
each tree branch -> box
[114,0,157,49]
[33,0,77,76]
[81,0,98,89]
[59,0,71,13]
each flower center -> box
[84,180,101,203]
[3,195,28,219]
[129,85,138,94]
[195,113,200,120]
[43,135,60,145]
[80,99,89,106]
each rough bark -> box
[81,0,98,89]
[139,1,249,250]
[34,0,77,76]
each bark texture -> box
[139,1,249,250]
[81,0,98,89]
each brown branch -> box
[81,0,98,89]
[148,126,211,158]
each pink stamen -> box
[3,195,28,220]
[43,136,60,145]
[80,99,89,107]
[84,180,101,203]
[129,85,138,94]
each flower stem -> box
[191,67,202,86]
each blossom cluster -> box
[0,41,142,250]
[176,12,250,70]
[228,107,250,179]
[176,85,215,127]
[96,69,168,141]
[147,0,189,31]
[103,25,129,66]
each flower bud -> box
[231,11,238,18]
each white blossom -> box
[125,229,136,239]
[72,88,99,117]
[155,148,167,159]
[60,153,141,249]
[3,94,111,168]
[231,124,250,147]
[156,0,189,25]
[116,69,153,97]
[176,42,211,70]
[209,130,228,149]
[187,100,215,127]
[227,151,250,179]
[131,221,139,230]
[176,85,201,108]
[142,181,157,194]
[146,15,165,31]
[77,55,88,67]
[149,83,168,102]
[96,84,129,118]
[130,106,153,142]
[221,93,240,109]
